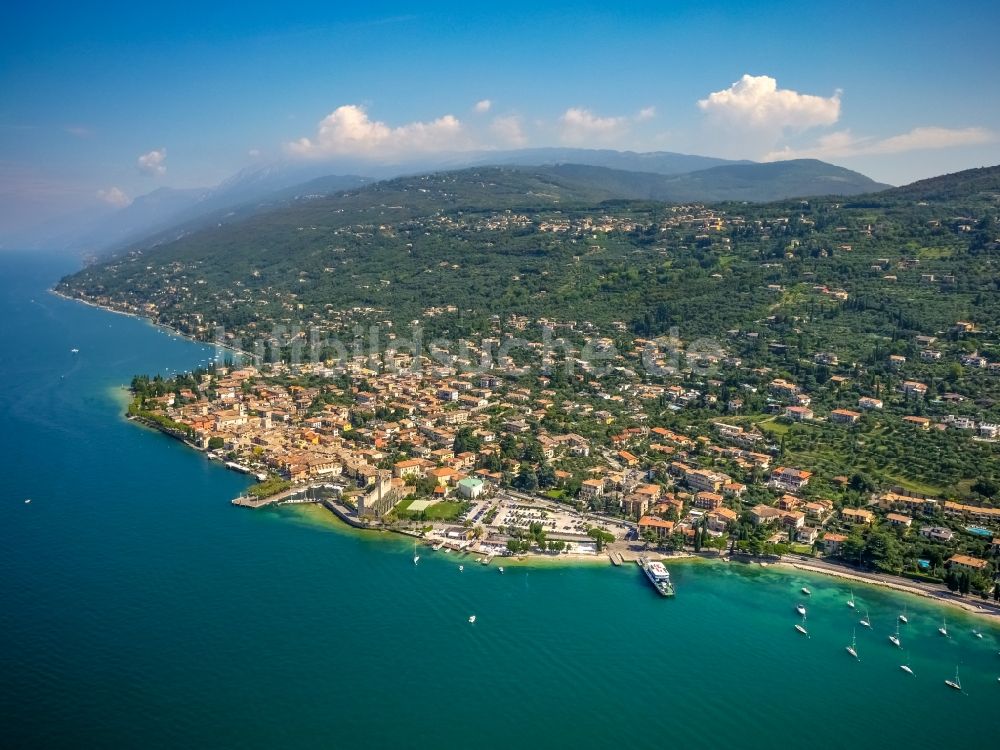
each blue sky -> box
[2,0,999,236]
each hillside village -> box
[70,166,1000,598]
[130,316,1000,597]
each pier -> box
[231,482,343,509]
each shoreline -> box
[769,558,1000,622]
[50,288,248,359]
[57,288,1000,626]
[303,504,1000,623]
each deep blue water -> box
[2,251,999,749]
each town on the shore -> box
[126,324,1000,602]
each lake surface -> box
[2,250,999,749]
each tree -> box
[588,527,614,552]
[945,569,959,592]
[513,464,539,492]
[208,436,224,450]
[453,427,482,455]
[537,463,557,489]
[972,477,998,498]
[958,571,971,596]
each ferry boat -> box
[639,557,675,597]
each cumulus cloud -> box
[698,74,840,130]
[137,148,167,176]
[490,115,527,147]
[764,126,996,161]
[96,186,131,208]
[474,99,492,113]
[636,106,656,122]
[248,148,261,157]
[287,105,468,158]
[558,107,629,144]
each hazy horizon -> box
[3,0,999,241]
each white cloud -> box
[636,106,656,122]
[698,74,840,130]
[558,107,628,144]
[96,186,131,208]
[248,148,261,157]
[137,148,167,176]
[287,105,468,159]
[474,99,492,114]
[764,126,996,161]
[490,115,527,147]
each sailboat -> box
[795,613,808,636]
[413,540,420,566]
[796,603,807,616]
[938,617,948,637]
[846,588,856,608]
[459,565,464,572]
[846,629,860,660]
[945,666,962,691]
[900,652,914,675]
[898,604,908,624]
[860,608,872,629]
[889,621,902,648]
[801,586,812,596]
[468,615,476,624]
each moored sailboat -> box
[795,612,808,636]
[889,621,901,648]
[846,629,859,660]
[945,666,962,691]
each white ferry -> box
[639,557,675,597]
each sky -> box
[2,0,999,239]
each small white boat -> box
[796,604,807,616]
[847,588,856,609]
[846,629,859,660]
[24,498,31,504]
[498,566,504,574]
[945,666,961,691]
[899,606,908,624]
[468,615,476,624]
[938,618,948,637]
[900,664,914,675]
[973,630,983,639]
[860,608,872,629]
[801,587,811,596]
[889,621,901,648]
[459,565,464,572]
[70,348,79,354]
[413,540,420,566]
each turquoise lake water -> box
[2,251,999,749]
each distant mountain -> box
[466,147,748,175]
[531,160,891,203]
[44,149,887,255]
[71,168,370,256]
